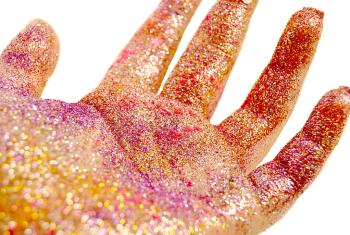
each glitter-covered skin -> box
[1,1,349,234]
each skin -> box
[0,1,349,234]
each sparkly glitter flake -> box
[0,1,349,235]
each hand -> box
[0,1,349,234]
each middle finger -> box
[161,0,258,118]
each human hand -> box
[1,1,349,234]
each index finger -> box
[81,0,201,107]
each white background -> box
[0,1,349,234]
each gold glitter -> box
[0,2,348,235]
[82,0,202,104]
[162,0,258,117]
[218,7,324,173]
[0,20,59,98]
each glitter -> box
[218,7,324,173]
[24,228,32,235]
[82,0,202,103]
[162,0,258,117]
[0,20,59,98]
[243,0,253,4]
[0,3,348,235]
[118,203,125,210]
[81,215,89,223]
[249,87,350,231]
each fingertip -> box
[2,18,60,73]
[289,7,324,37]
[294,7,324,23]
[339,86,350,111]
[323,86,350,105]
[0,19,60,97]
[328,86,350,113]
[266,6,324,74]
[28,18,54,28]
[339,86,350,96]
[300,7,324,19]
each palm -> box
[1,1,349,235]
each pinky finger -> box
[248,87,350,232]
